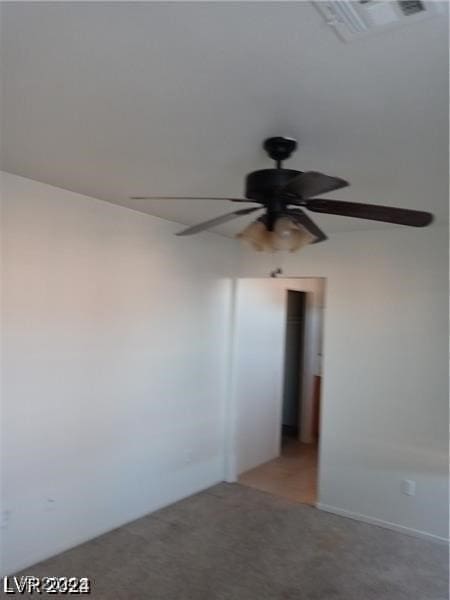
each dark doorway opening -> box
[281,290,306,449]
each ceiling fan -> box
[131,136,433,253]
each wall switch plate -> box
[401,479,416,496]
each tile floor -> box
[239,439,318,505]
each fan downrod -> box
[263,137,298,167]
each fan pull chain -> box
[269,250,284,278]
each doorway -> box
[281,290,306,445]
[233,278,324,506]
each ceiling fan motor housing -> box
[245,168,301,202]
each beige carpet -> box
[15,483,448,599]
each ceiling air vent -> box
[314,1,445,42]
[398,1,425,16]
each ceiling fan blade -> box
[129,196,253,203]
[287,209,328,244]
[305,199,433,227]
[281,171,349,199]
[176,207,261,236]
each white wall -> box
[0,172,235,575]
[233,226,449,541]
[231,277,323,475]
[2,169,447,577]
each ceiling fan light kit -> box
[237,216,315,253]
[131,135,433,254]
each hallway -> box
[239,441,318,506]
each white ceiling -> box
[1,2,448,237]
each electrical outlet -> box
[401,480,416,496]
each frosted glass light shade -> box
[236,220,272,251]
[272,217,315,251]
[237,217,316,253]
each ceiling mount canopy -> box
[131,135,433,253]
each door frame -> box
[224,277,325,485]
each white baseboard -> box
[316,502,449,545]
